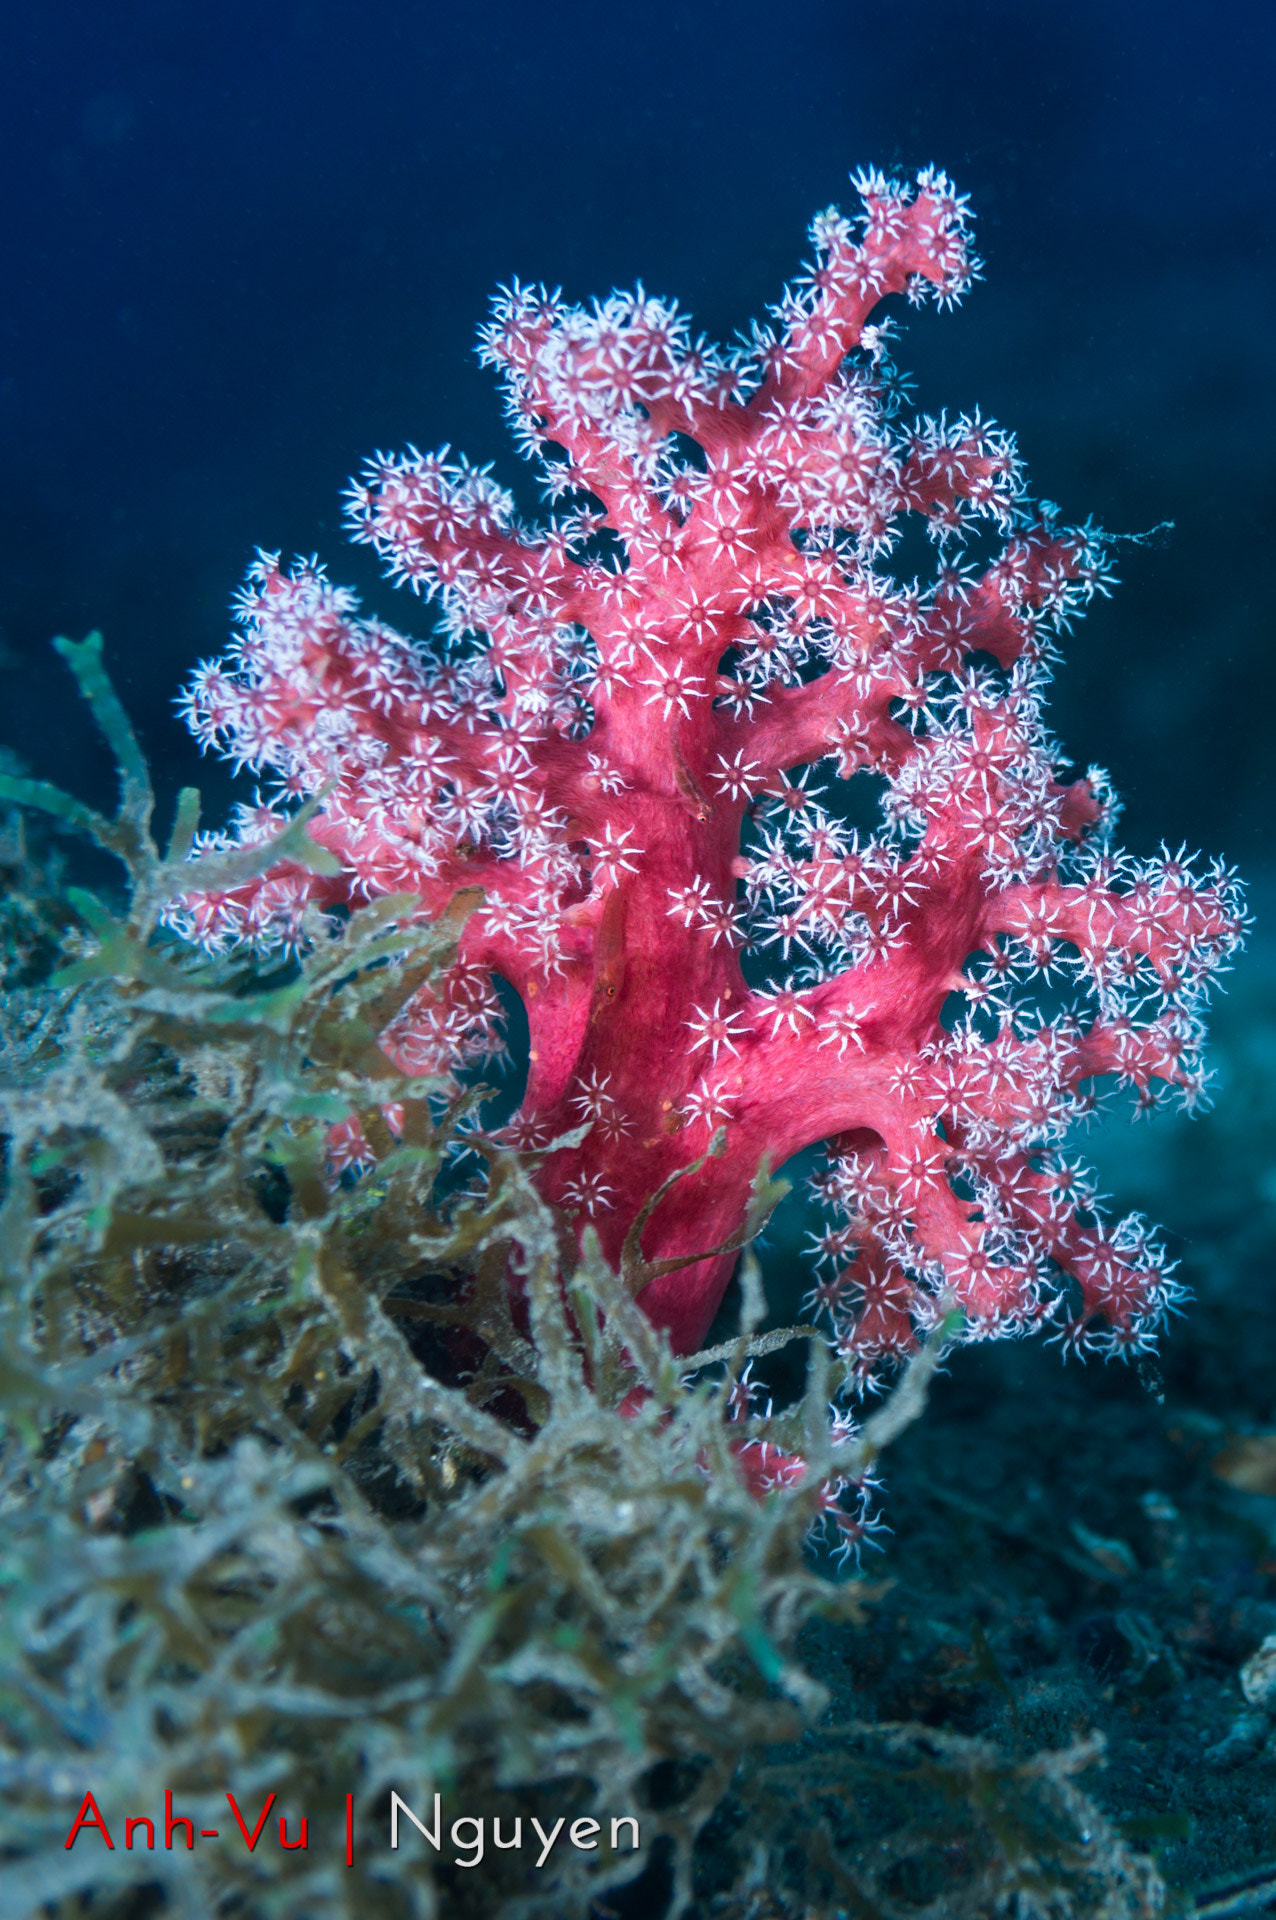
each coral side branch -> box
[170,165,1246,1380]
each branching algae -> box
[0,636,1175,1918]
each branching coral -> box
[168,167,1244,1379]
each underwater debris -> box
[701,1722,1165,1919]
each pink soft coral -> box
[171,166,1245,1377]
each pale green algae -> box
[0,637,1168,1918]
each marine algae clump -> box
[0,634,1167,1920]
[0,634,847,1920]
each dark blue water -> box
[2,0,1273,867]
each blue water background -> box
[1,0,1272,878]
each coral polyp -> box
[172,167,1244,1371]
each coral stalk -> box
[172,167,1245,1374]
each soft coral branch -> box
[171,165,1246,1382]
